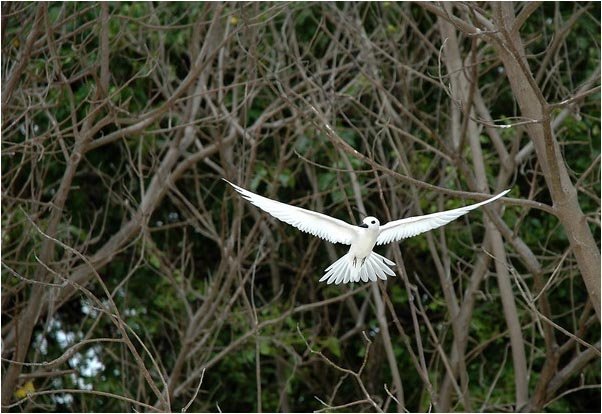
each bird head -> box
[359,216,380,229]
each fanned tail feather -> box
[319,252,396,284]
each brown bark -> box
[491,3,601,320]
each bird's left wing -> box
[224,179,358,245]
[376,189,510,245]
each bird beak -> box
[359,223,368,228]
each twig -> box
[181,368,205,413]
[296,325,384,413]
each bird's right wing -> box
[376,189,510,245]
[224,179,358,245]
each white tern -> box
[225,179,509,285]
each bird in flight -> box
[224,179,509,285]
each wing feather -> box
[224,179,357,245]
[376,190,510,245]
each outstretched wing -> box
[224,179,358,245]
[376,189,510,245]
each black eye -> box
[372,220,376,224]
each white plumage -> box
[225,179,509,284]
[376,190,509,245]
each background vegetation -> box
[1,2,600,412]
